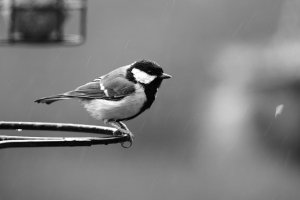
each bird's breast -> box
[82,84,147,121]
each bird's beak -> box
[160,73,172,79]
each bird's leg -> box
[104,120,134,147]
[104,120,128,135]
[118,121,135,139]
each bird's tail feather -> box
[34,94,71,105]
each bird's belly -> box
[83,91,146,121]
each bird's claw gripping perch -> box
[113,129,134,148]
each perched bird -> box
[35,60,171,144]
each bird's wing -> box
[66,74,136,101]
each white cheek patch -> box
[100,82,109,97]
[132,68,157,84]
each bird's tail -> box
[34,94,71,105]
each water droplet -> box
[275,104,284,118]
[17,129,22,132]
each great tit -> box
[35,59,172,144]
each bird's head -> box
[128,60,171,86]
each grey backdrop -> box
[1,0,300,200]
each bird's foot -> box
[114,128,134,148]
[105,120,134,148]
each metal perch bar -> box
[0,121,116,135]
[0,121,131,148]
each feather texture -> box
[35,66,137,104]
[82,84,146,121]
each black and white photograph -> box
[0,0,300,199]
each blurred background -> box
[1,0,300,199]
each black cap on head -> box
[127,59,171,83]
[131,59,164,76]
